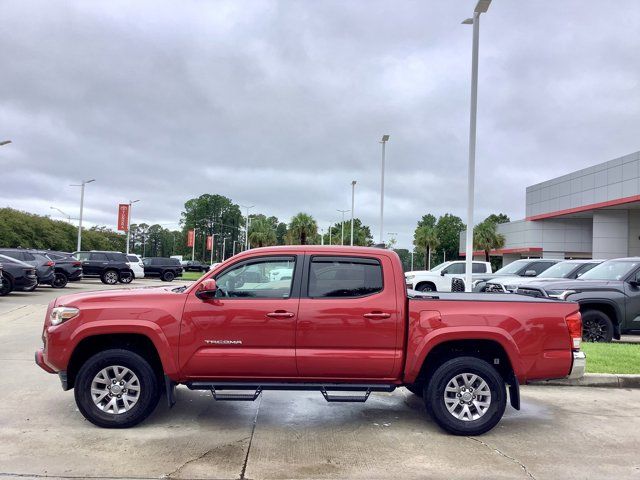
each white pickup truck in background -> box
[405,260,492,292]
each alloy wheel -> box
[91,365,141,414]
[583,317,608,342]
[443,372,492,421]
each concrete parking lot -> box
[1,280,639,479]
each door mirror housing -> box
[523,269,537,277]
[195,278,218,299]
[440,270,446,276]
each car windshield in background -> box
[430,262,450,272]
[493,260,528,275]
[579,261,639,281]
[537,262,581,279]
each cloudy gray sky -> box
[1,0,639,249]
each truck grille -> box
[516,287,545,298]
[485,283,506,293]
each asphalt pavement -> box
[0,279,639,479]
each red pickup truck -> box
[36,246,585,435]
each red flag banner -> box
[206,235,213,251]
[117,204,129,231]
[187,229,195,247]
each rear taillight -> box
[73,262,81,267]
[565,311,582,350]
[45,261,55,267]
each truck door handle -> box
[266,311,295,318]
[363,312,391,319]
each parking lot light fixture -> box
[379,135,390,244]
[70,179,95,251]
[350,180,357,246]
[50,206,75,223]
[463,0,491,292]
[337,209,350,245]
[126,200,140,255]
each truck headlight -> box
[405,275,415,281]
[50,306,79,325]
[546,290,576,300]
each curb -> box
[530,373,640,388]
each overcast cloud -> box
[1,0,639,249]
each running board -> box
[185,382,395,403]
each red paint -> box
[526,193,640,221]
[117,204,129,232]
[187,229,195,247]
[206,235,213,251]
[36,246,577,388]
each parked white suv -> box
[405,260,492,292]
[126,254,145,279]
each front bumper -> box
[35,349,55,374]
[568,350,586,379]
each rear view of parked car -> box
[126,254,145,279]
[0,248,55,288]
[182,260,209,272]
[73,251,134,285]
[143,257,183,281]
[0,253,38,295]
[34,250,83,288]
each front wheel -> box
[582,309,614,342]
[161,271,175,282]
[425,356,506,436]
[52,273,68,288]
[417,283,436,293]
[74,349,161,428]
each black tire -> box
[0,274,14,296]
[417,283,436,293]
[161,271,175,282]
[74,349,161,428]
[118,271,133,284]
[405,384,423,397]
[582,309,614,342]
[101,270,119,285]
[52,273,68,289]
[424,356,506,436]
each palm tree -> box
[288,213,318,245]
[414,225,440,270]
[474,221,506,262]
[248,217,277,248]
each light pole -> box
[410,250,414,271]
[126,199,140,255]
[70,179,95,251]
[462,0,491,292]
[240,204,254,250]
[222,237,227,261]
[379,135,390,244]
[337,209,350,245]
[350,180,356,246]
[320,227,324,246]
[191,228,197,261]
[0,140,11,146]
[328,223,333,245]
[50,206,76,223]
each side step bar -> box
[186,382,395,403]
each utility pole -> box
[126,199,140,255]
[70,179,95,251]
[350,180,356,246]
[222,238,227,261]
[337,209,350,245]
[240,204,254,250]
[379,135,390,244]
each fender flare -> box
[404,326,522,383]
[67,320,179,376]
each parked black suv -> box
[73,251,134,285]
[0,253,38,295]
[473,258,561,292]
[517,258,640,342]
[182,260,209,272]
[143,257,183,282]
[0,248,55,288]
[35,250,83,288]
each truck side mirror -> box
[523,270,537,277]
[195,278,218,299]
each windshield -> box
[538,262,581,279]
[580,260,639,281]
[430,262,451,272]
[493,260,528,275]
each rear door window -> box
[472,263,486,273]
[308,257,383,298]
[89,253,108,261]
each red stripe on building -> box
[526,194,640,221]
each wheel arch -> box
[415,281,437,292]
[578,300,622,339]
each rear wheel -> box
[0,274,14,296]
[425,356,506,436]
[52,273,68,288]
[101,270,119,285]
[74,349,161,428]
[582,309,614,342]
[118,271,133,284]
[161,271,175,282]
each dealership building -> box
[461,150,640,264]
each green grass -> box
[581,342,640,374]
[181,271,205,281]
